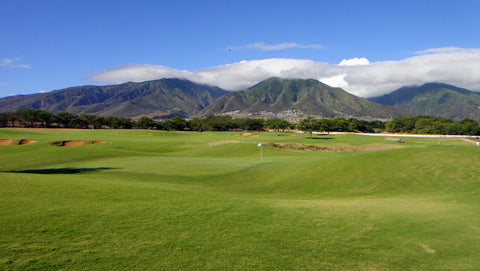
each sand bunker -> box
[0,139,36,145]
[91,141,107,144]
[0,139,14,145]
[266,142,403,152]
[62,140,85,146]
[247,135,260,137]
[277,134,296,137]
[55,140,107,147]
[208,140,241,146]
[241,133,252,136]
[19,139,36,145]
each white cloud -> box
[230,42,324,51]
[415,47,476,55]
[338,57,370,66]
[0,58,31,69]
[89,64,194,84]
[88,47,480,97]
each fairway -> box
[1,128,480,270]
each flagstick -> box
[257,143,263,161]
[261,145,263,161]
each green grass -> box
[1,128,479,270]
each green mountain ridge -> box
[200,77,410,119]
[369,83,480,122]
[0,79,228,118]
[4,78,477,122]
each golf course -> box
[1,128,479,270]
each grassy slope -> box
[0,129,479,270]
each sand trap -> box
[53,140,108,147]
[266,143,403,152]
[247,135,260,137]
[62,140,84,146]
[19,139,36,145]
[0,139,14,145]
[209,140,241,146]
[0,139,35,145]
[277,134,296,137]
[241,133,252,136]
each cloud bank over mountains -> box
[89,47,480,97]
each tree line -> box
[297,117,385,138]
[298,116,480,136]
[384,116,480,135]
[0,109,134,129]
[0,109,382,132]
[1,108,479,135]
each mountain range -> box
[1,78,479,122]
[200,77,407,119]
[369,83,480,122]
[0,79,227,118]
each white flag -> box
[257,143,262,147]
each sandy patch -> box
[62,140,85,146]
[248,135,260,137]
[91,141,107,144]
[1,139,37,145]
[421,244,435,254]
[277,134,296,137]
[266,143,403,152]
[208,140,241,146]
[19,139,36,145]
[0,139,14,145]
[241,133,252,136]
[53,140,108,146]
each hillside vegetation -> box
[1,129,479,270]
[201,77,409,119]
[369,83,480,122]
[0,79,227,118]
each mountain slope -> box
[0,79,228,118]
[369,83,480,122]
[201,77,410,119]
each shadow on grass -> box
[1,167,115,174]
[306,137,334,140]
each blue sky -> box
[1,0,480,98]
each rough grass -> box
[1,128,479,270]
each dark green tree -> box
[136,116,157,129]
[202,115,235,131]
[55,111,79,128]
[0,112,9,127]
[164,116,188,131]
[187,118,205,131]
[297,117,319,138]
[236,118,265,131]
[15,108,41,127]
[79,113,102,129]
[266,118,290,132]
